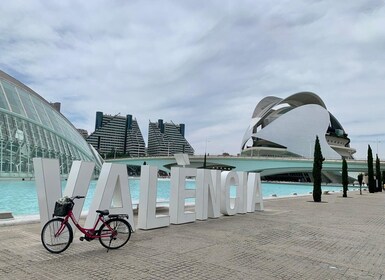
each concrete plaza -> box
[1,190,385,279]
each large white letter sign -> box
[85,163,135,231]
[247,173,264,212]
[220,171,239,216]
[170,167,197,224]
[34,159,95,228]
[62,161,95,229]
[138,165,170,230]
[236,172,248,214]
[34,158,62,228]
[195,169,221,220]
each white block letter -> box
[170,167,197,224]
[62,161,95,229]
[85,163,135,231]
[34,158,62,228]
[247,173,264,212]
[220,171,239,216]
[34,159,94,229]
[237,172,248,214]
[138,165,170,229]
[196,169,221,220]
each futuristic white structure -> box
[0,69,102,178]
[241,92,356,160]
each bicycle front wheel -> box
[98,218,131,250]
[41,218,73,253]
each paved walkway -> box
[1,191,385,279]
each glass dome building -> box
[0,70,102,178]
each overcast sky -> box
[1,0,385,159]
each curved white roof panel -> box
[0,69,101,178]
[242,92,355,159]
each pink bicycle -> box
[41,196,132,253]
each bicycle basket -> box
[53,198,74,217]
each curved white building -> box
[241,92,356,160]
[0,70,102,178]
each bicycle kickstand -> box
[107,237,113,253]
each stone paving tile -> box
[1,191,385,279]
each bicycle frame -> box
[55,210,116,239]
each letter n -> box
[196,169,221,220]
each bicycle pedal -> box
[79,236,84,241]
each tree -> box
[367,145,375,193]
[357,173,363,195]
[312,136,324,202]
[342,158,348,197]
[376,155,382,192]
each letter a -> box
[85,163,135,231]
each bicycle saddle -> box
[96,209,110,216]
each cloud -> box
[1,0,385,159]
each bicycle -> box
[41,196,132,254]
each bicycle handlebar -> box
[72,195,85,200]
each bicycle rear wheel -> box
[41,218,73,253]
[98,218,131,250]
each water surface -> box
[0,179,345,216]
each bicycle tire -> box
[41,218,73,253]
[98,218,131,250]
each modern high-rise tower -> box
[87,112,145,158]
[147,119,194,156]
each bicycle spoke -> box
[98,218,131,250]
[41,218,73,254]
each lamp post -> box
[203,138,210,169]
[167,141,174,156]
[204,138,210,155]
[377,140,381,156]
